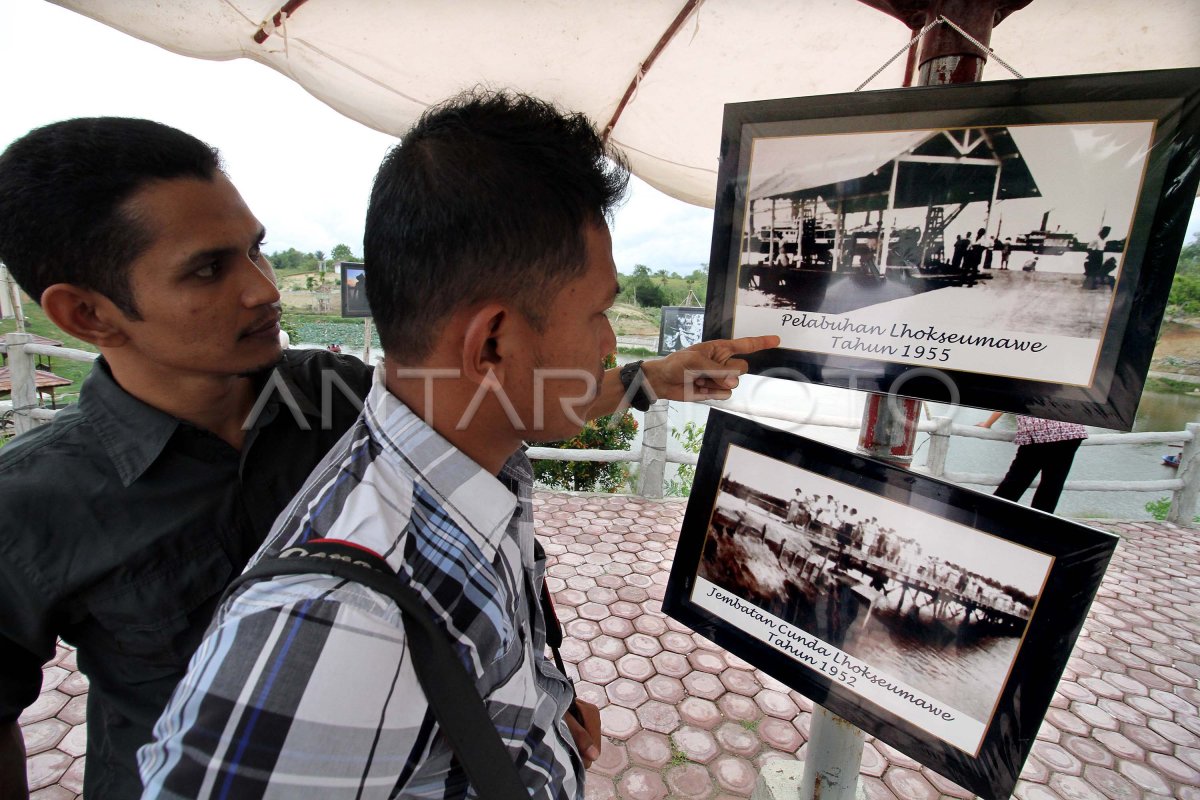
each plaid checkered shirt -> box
[138,369,582,799]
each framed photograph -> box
[658,306,706,355]
[339,262,370,318]
[663,410,1117,800]
[705,68,1200,429]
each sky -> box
[0,1,1195,278]
[0,0,714,275]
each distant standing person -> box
[963,228,987,274]
[978,412,1088,513]
[1000,237,1013,269]
[950,233,968,271]
[1083,225,1112,289]
[786,488,804,524]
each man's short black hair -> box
[0,117,222,316]
[364,90,629,362]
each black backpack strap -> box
[532,538,568,677]
[224,540,529,800]
[532,542,584,726]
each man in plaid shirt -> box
[139,91,774,799]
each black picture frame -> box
[339,262,370,318]
[704,68,1200,430]
[657,306,706,355]
[662,410,1117,800]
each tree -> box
[634,280,667,308]
[267,247,321,273]
[329,243,358,263]
[1167,232,1200,317]
[632,264,651,279]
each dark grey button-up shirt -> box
[0,348,372,798]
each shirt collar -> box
[79,358,181,487]
[362,368,519,554]
[79,355,312,488]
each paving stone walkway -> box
[22,493,1200,799]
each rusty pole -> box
[790,3,1017,799]
[857,0,1019,466]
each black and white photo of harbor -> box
[732,121,1152,338]
[696,445,1053,726]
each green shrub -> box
[1144,496,1199,522]
[664,421,705,497]
[531,354,638,493]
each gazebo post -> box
[784,2,1019,799]
[7,332,37,436]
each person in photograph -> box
[1083,225,1112,289]
[963,228,987,274]
[785,488,804,524]
[951,233,969,271]
[678,312,703,349]
[978,412,1088,513]
[138,90,778,799]
[663,310,703,352]
[1000,237,1013,269]
[834,508,857,570]
[1022,255,1039,272]
[1098,256,1119,288]
[983,236,996,270]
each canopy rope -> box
[855,14,1024,92]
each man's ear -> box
[39,284,131,348]
[459,302,511,385]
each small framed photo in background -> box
[339,262,370,318]
[658,306,706,355]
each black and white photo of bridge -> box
[697,445,1053,724]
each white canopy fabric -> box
[51,0,1200,208]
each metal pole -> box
[798,706,868,799]
[808,3,1009,799]
[859,0,1007,465]
[637,400,669,499]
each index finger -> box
[720,335,780,356]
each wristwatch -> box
[618,360,656,412]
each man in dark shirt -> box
[0,117,371,798]
[0,117,775,797]
[0,350,370,797]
